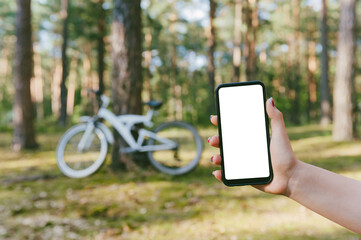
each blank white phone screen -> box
[219,85,270,180]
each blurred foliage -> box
[0,0,361,128]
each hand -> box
[210,98,361,233]
[209,98,299,196]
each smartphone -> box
[215,81,273,186]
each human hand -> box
[209,98,299,196]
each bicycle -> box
[56,91,203,178]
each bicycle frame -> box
[81,96,177,153]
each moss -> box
[0,125,360,239]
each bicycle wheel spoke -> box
[147,122,202,175]
[64,133,100,169]
[57,124,108,178]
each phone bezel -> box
[215,81,273,186]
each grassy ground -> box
[0,124,360,239]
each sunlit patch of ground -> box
[0,124,360,239]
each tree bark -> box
[66,53,78,116]
[320,0,331,126]
[13,0,38,151]
[144,32,152,102]
[0,47,10,102]
[251,0,258,80]
[59,0,69,126]
[289,0,301,124]
[232,0,242,83]
[244,0,258,82]
[307,40,317,121]
[170,39,182,120]
[98,0,106,95]
[51,62,62,117]
[81,44,93,115]
[333,0,356,141]
[31,44,44,119]
[207,0,216,113]
[167,10,181,121]
[111,0,143,170]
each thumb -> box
[266,97,287,136]
[266,97,296,164]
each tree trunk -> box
[0,47,10,102]
[66,53,78,116]
[59,0,69,126]
[250,0,258,80]
[98,0,106,95]
[207,0,216,113]
[166,10,182,121]
[320,0,331,126]
[289,0,301,124]
[111,0,143,170]
[51,62,62,117]
[81,44,93,115]
[244,0,258,82]
[31,44,44,119]
[170,42,181,120]
[13,0,38,151]
[144,32,152,102]
[333,0,356,141]
[307,40,317,121]
[232,0,242,83]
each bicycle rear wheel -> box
[147,121,203,175]
[56,123,108,178]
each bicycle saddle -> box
[143,100,163,109]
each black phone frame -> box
[215,81,273,186]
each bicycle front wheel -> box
[56,123,108,178]
[147,121,203,175]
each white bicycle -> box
[56,91,203,178]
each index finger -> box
[210,115,218,126]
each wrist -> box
[284,159,304,198]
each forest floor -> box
[0,124,360,239]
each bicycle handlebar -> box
[100,95,110,108]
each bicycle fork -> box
[77,122,96,152]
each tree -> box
[59,0,69,126]
[207,0,216,113]
[31,45,44,119]
[97,0,106,95]
[244,0,258,82]
[13,0,38,150]
[320,0,331,126]
[111,0,143,170]
[306,39,317,121]
[232,0,242,82]
[168,8,181,120]
[289,0,301,124]
[305,7,317,122]
[333,0,356,141]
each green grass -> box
[0,124,360,239]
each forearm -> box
[287,160,361,234]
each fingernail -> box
[210,115,213,120]
[270,97,275,107]
[212,171,215,176]
[208,137,211,143]
[211,156,213,162]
